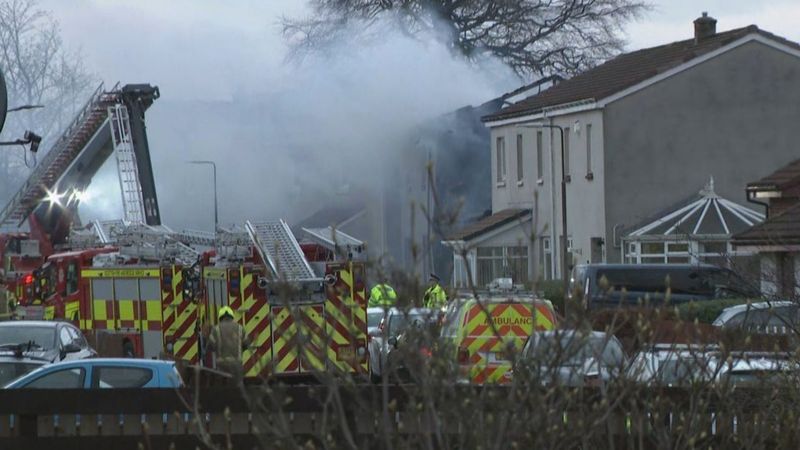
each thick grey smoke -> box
[78,20,518,231]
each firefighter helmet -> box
[218,306,235,320]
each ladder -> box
[245,220,317,281]
[115,223,199,266]
[109,104,145,223]
[0,83,115,226]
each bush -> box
[536,279,565,314]
[676,298,753,324]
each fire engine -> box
[203,221,369,379]
[0,83,162,315]
[31,221,207,361]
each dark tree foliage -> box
[283,0,650,77]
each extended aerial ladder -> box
[0,83,162,249]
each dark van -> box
[569,264,759,310]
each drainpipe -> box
[547,114,558,281]
[745,190,770,218]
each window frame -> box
[92,365,154,389]
[516,133,524,184]
[536,131,543,182]
[585,123,593,178]
[496,136,507,184]
[24,367,86,389]
[563,128,570,179]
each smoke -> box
[67,6,518,234]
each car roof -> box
[536,330,611,339]
[383,307,436,316]
[720,301,796,315]
[0,321,60,328]
[30,358,174,370]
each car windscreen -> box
[529,334,624,366]
[0,361,45,386]
[0,327,56,350]
[594,268,715,296]
[388,314,435,337]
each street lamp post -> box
[519,123,570,304]
[187,160,218,231]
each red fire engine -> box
[0,84,161,318]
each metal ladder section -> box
[170,228,216,247]
[109,104,146,223]
[111,222,199,266]
[215,227,252,261]
[245,220,317,281]
[0,83,117,226]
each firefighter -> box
[423,273,447,309]
[369,280,397,308]
[207,306,251,386]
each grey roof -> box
[302,226,364,251]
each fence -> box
[0,384,795,449]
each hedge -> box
[675,298,754,324]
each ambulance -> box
[441,286,557,384]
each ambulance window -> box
[66,262,79,295]
[139,279,160,301]
[114,279,139,301]
[92,279,113,299]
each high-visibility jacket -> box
[369,283,397,307]
[423,284,447,309]
[208,318,250,364]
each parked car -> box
[442,294,558,384]
[713,301,799,335]
[517,330,626,386]
[627,344,720,386]
[368,308,439,382]
[367,307,385,339]
[569,264,759,310]
[715,354,799,387]
[0,321,96,385]
[4,358,183,389]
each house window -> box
[536,131,543,181]
[585,123,592,176]
[496,137,506,183]
[540,237,552,280]
[477,246,529,286]
[516,134,524,183]
[631,241,693,264]
[563,128,570,178]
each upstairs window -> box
[516,134,524,182]
[496,136,506,183]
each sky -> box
[31,0,800,230]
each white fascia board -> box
[483,101,599,129]
[468,213,534,247]
[598,33,800,107]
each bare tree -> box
[282,0,649,76]
[0,0,94,203]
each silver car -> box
[713,301,799,335]
[518,330,626,386]
[367,308,438,382]
[627,344,720,386]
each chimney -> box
[693,12,717,43]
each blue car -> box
[3,358,184,389]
